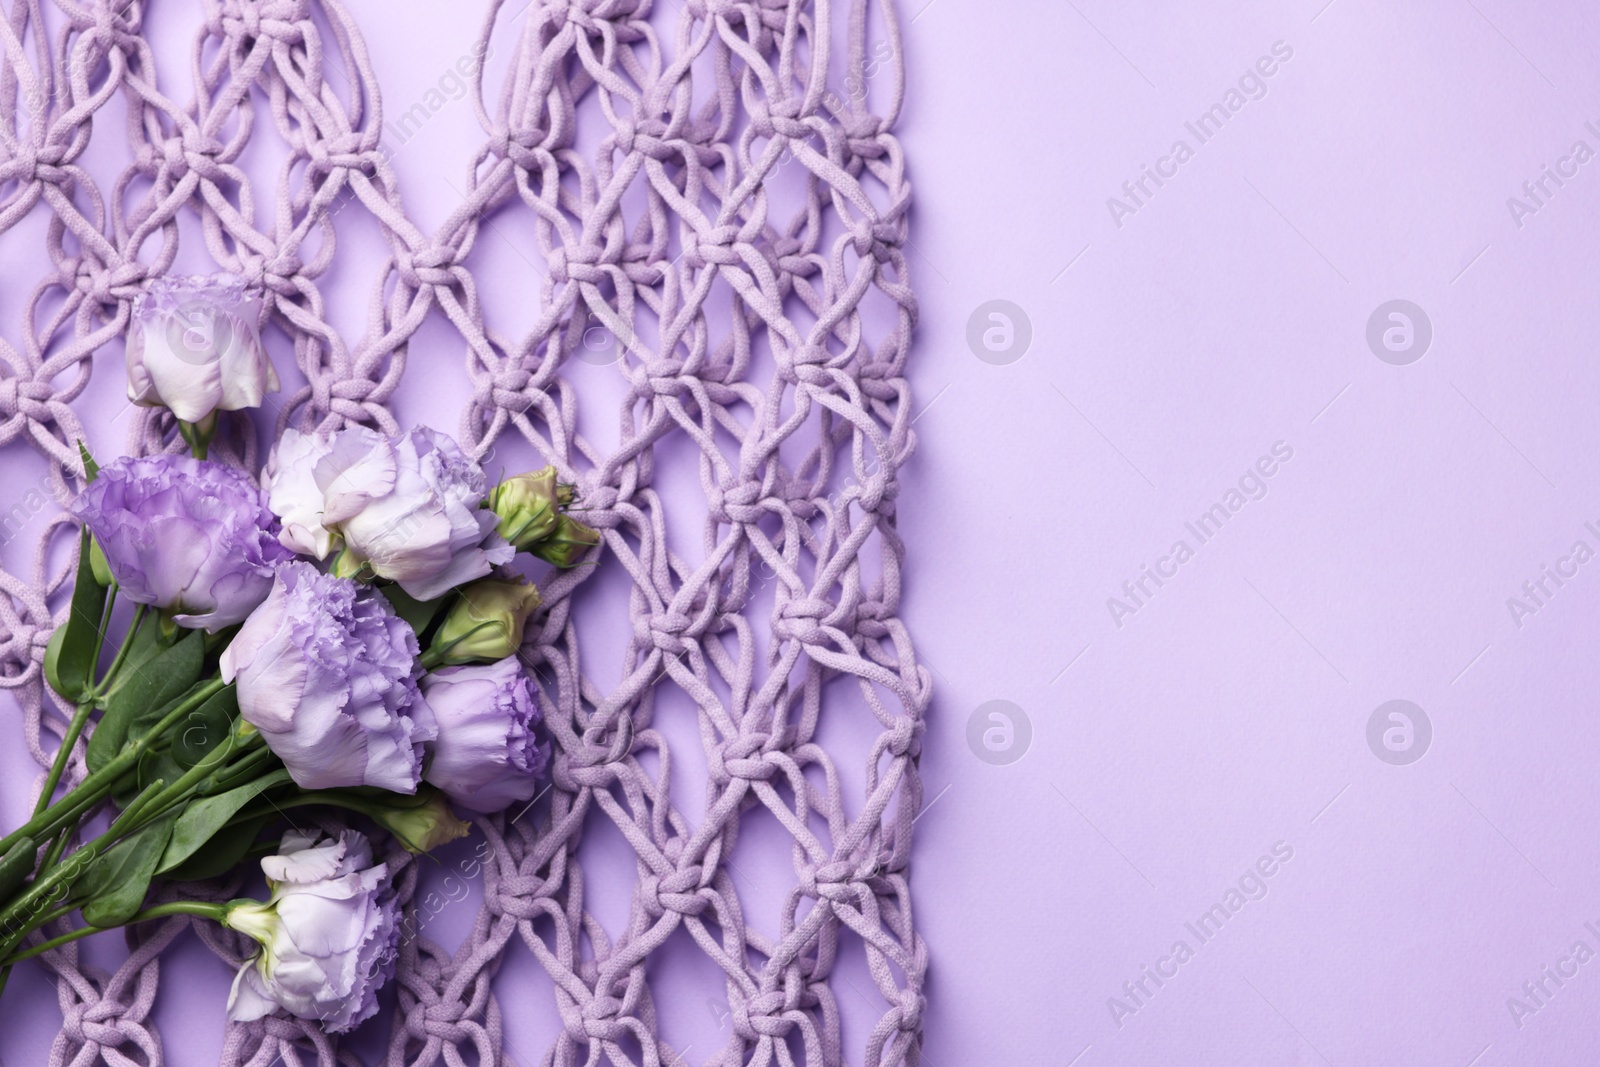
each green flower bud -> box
[488,468,566,550]
[529,514,601,569]
[431,578,541,665]
[89,536,114,588]
[368,789,472,854]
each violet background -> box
[3,0,1600,1064]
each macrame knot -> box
[731,990,796,1040]
[773,597,832,645]
[546,244,607,286]
[798,859,860,904]
[95,260,150,306]
[322,376,385,423]
[639,864,708,918]
[396,244,456,289]
[572,995,626,1042]
[762,232,809,276]
[491,879,543,920]
[634,610,692,655]
[571,480,618,528]
[852,218,900,262]
[630,357,690,399]
[685,0,748,23]
[263,252,304,291]
[538,0,597,35]
[893,989,925,1032]
[60,1004,89,1045]
[884,715,922,759]
[708,732,777,785]
[774,343,828,386]
[708,479,763,524]
[5,141,65,185]
[611,116,671,160]
[481,365,532,409]
[86,5,133,48]
[843,112,888,159]
[60,999,136,1051]
[152,135,188,176]
[489,128,547,170]
[683,225,743,270]
[568,713,633,771]
[0,376,55,421]
[221,0,308,43]
[0,622,47,682]
[748,98,806,141]
[854,471,892,513]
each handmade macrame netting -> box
[0,0,926,1064]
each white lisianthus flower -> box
[224,830,399,1034]
[261,426,512,600]
[126,275,277,424]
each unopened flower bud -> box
[431,578,541,665]
[367,789,471,854]
[529,514,601,569]
[487,468,567,549]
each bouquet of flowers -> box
[0,277,599,1033]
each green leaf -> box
[135,748,183,796]
[101,617,171,699]
[77,441,99,483]
[171,686,239,770]
[161,814,275,882]
[157,769,292,876]
[0,837,35,903]
[44,527,109,703]
[77,817,174,927]
[380,585,451,637]
[86,630,204,774]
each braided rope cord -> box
[0,0,927,1064]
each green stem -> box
[39,824,71,873]
[86,585,117,687]
[31,701,93,819]
[0,678,228,860]
[28,603,145,820]
[2,901,227,965]
[93,604,147,698]
[203,745,279,795]
[134,733,262,831]
[0,779,169,953]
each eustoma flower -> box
[264,426,512,600]
[71,454,290,630]
[420,656,549,813]
[127,275,277,424]
[224,830,398,1033]
[221,561,435,791]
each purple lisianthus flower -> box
[220,561,435,792]
[127,274,277,424]
[420,656,548,813]
[70,454,290,631]
[224,830,399,1034]
[263,426,512,600]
